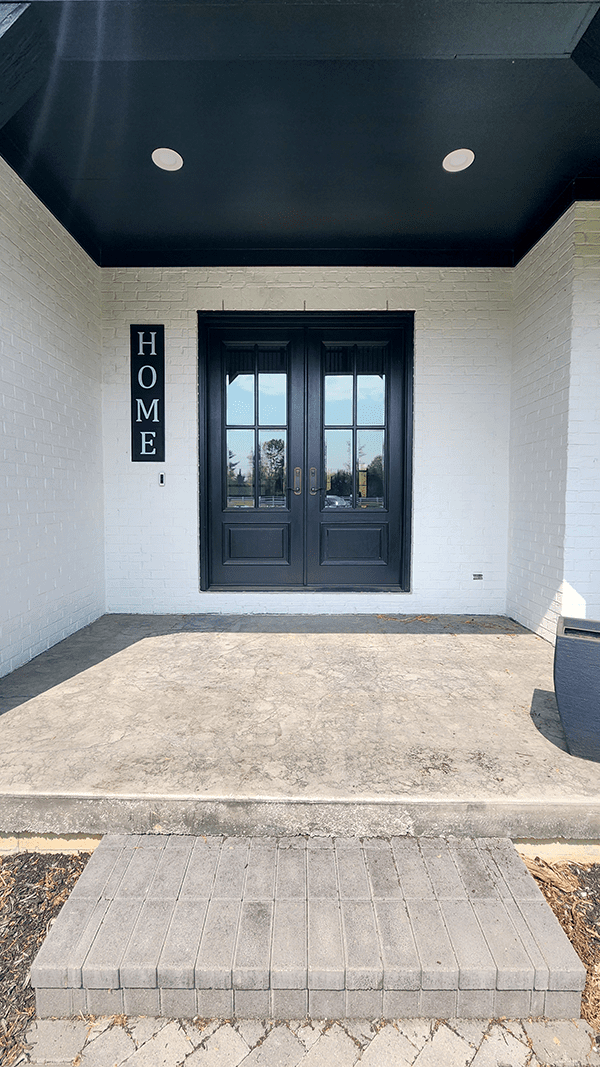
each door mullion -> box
[352,344,358,508]
[253,345,258,509]
[302,325,309,587]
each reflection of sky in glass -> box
[357,429,384,469]
[227,374,254,425]
[357,375,385,425]
[325,429,352,476]
[259,374,286,425]
[325,376,352,425]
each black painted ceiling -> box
[3,1,600,266]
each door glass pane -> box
[357,430,385,508]
[357,374,385,425]
[227,429,255,507]
[259,373,286,426]
[258,430,287,508]
[325,375,353,425]
[324,429,353,507]
[227,373,254,425]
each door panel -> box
[319,523,388,565]
[206,325,305,587]
[223,523,290,564]
[305,325,405,587]
[199,313,412,591]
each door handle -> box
[293,467,302,495]
[309,467,325,495]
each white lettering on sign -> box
[138,365,157,389]
[140,431,157,454]
[138,331,157,356]
[136,397,159,422]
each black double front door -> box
[199,312,413,591]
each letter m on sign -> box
[130,324,165,461]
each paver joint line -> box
[23,1017,600,1067]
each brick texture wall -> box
[102,266,512,614]
[0,158,104,676]
[508,208,574,641]
[509,203,600,641]
[565,203,600,622]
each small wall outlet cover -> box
[159,473,165,486]
[473,572,483,580]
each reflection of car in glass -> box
[325,495,352,508]
[259,496,287,508]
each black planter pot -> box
[554,616,600,760]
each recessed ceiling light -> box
[442,148,475,173]
[152,147,184,171]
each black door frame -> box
[198,310,414,592]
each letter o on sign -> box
[138,365,157,389]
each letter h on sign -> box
[130,325,165,461]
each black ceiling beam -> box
[572,7,600,87]
[99,246,514,269]
[33,0,600,62]
[0,3,51,130]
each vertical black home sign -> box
[130,325,165,461]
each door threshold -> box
[205,585,409,593]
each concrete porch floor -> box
[1,613,600,839]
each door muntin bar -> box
[224,343,290,510]
[322,343,387,510]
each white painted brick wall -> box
[102,266,512,614]
[509,203,600,641]
[564,203,600,621]
[508,207,575,642]
[0,158,104,676]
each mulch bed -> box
[522,855,600,1031]
[0,849,599,1066]
[0,851,90,1067]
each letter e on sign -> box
[130,325,165,461]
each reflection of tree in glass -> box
[260,438,286,496]
[227,449,238,483]
[330,469,352,497]
[227,448,253,500]
[367,455,384,498]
